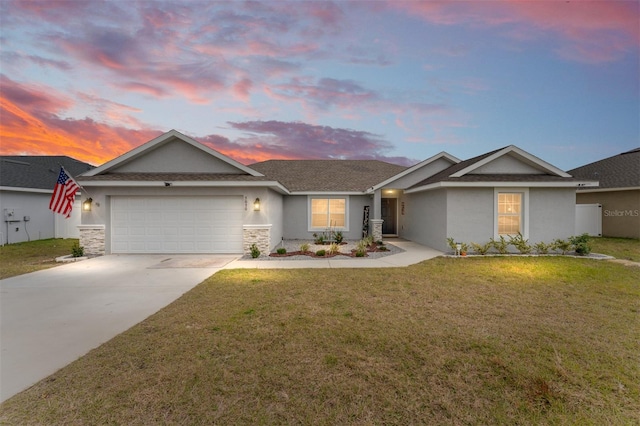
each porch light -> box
[82,198,93,212]
[253,198,261,211]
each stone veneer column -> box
[243,224,272,257]
[78,224,106,256]
[370,219,384,242]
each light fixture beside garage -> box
[82,198,92,211]
[253,198,261,211]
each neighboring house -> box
[0,156,94,245]
[568,148,640,239]
[77,130,597,255]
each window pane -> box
[328,199,345,227]
[498,216,521,235]
[497,193,522,235]
[311,198,346,229]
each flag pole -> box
[58,164,93,199]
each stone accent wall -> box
[371,219,384,242]
[78,225,105,256]
[243,224,271,257]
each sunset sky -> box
[1,0,638,170]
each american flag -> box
[49,168,80,218]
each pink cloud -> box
[391,0,639,63]
[227,120,416,165]
[231,78,253,103]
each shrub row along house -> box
[74,130,598,256]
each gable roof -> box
[82,129,262,177]
[0,156,94,191]
[407,145,591,193]
[250,160,407,192]
[368,152,461,192]
[568,148,640,190]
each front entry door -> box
[381,198,397,235]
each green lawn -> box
[1,257,638,425]
[0,238,79,280]
[591,237,640,262]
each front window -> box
[310,197,346,229]
[497,192,522,235]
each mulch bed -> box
[269,243,389,258]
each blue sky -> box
[1,0,638,170]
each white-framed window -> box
[308,197,348,230]
[494,188,528,238]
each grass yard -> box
[0,238,79,280]
[1,257,638,425]
[590,237,640,262]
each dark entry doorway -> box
[381,198,397,235]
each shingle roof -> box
[249,160,408,192]
[0,156,94,190]
[568,148,640,189]
[410,147,580,189]
[78,173,272,182]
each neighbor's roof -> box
[568,148,640,189]
[250,160,407,192]
[0,156,94,190]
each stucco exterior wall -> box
[383,157,455,189]
[281,194,371,240]
[577,189,640,238]
[529,188,576,242]
[401,189,447,251]
[446,187,494,246]
[0,190,81,245]
[112,139,244,174]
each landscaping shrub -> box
[552,238,572,255]
[300,243,310,253]
[315,249,326,257]
[250,243,260,258]
[534,241,551,255]
[569,233,592,256]
[471,241,491,255]
[71,242,84,258]
[509,232,532,254]
[490,236,509,254]
[276,248,287,255]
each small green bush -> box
[71,242,84,258]
[490,236,509,254]
[552,238,572,255]
[570,233,592,256]
[509,232,532,254]
[333,231,344,244]
[276,248,287,255]
[250,243,260,258]
[446,237,458,253]
[534,241,551,255]
[316,249,326,257]
[471,241,491,255]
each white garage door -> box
[111,196,243,254]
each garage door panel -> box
[112,196,243,254]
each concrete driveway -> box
[0,254,236,403]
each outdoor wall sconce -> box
[253,198,261,211]
[82,198,93,212]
